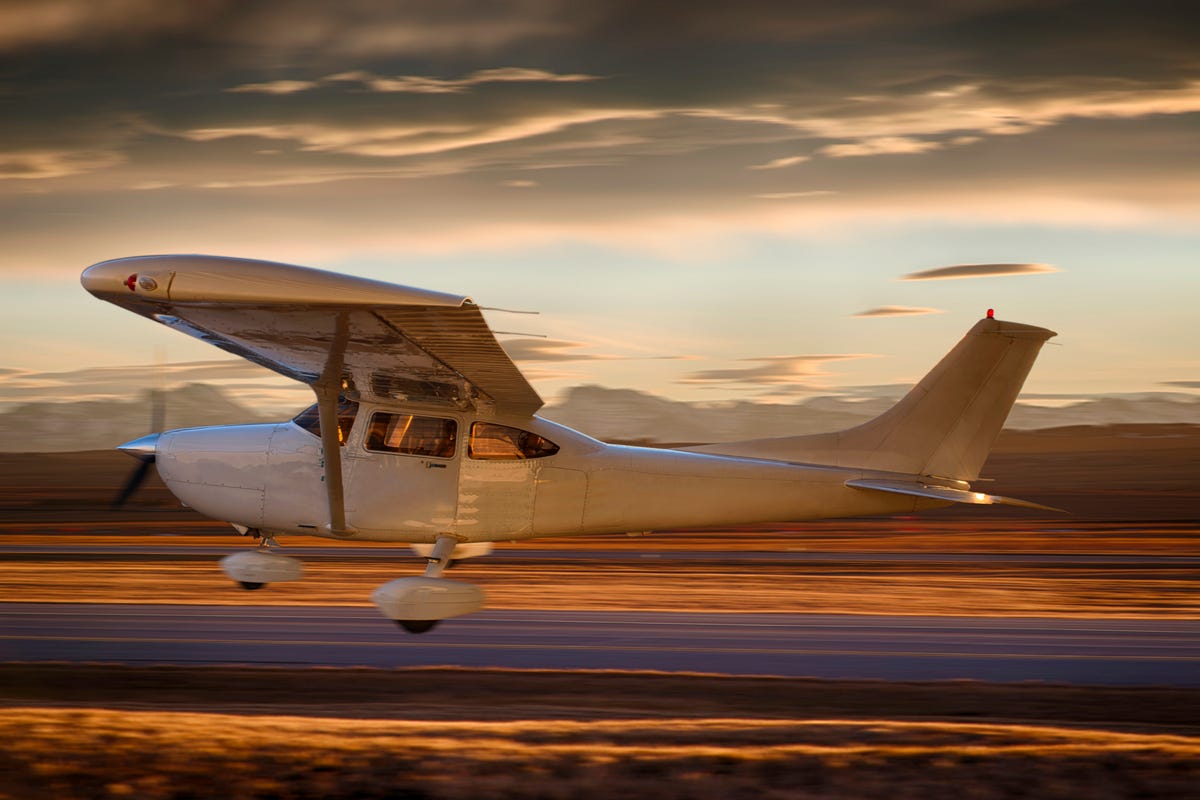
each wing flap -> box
[377,306,542,411]
[846,478,1064,512]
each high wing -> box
[81,254,542,414]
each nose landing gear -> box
[220,530,304,590]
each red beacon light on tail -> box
[986,308,995,319]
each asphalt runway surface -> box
[4,603,1198,686]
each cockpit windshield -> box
[292,397,359,445]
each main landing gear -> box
[371,535,487,634]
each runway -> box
[4,603,1198,686]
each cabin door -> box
[344,409,461,537]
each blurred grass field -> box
[2,665,1198,800]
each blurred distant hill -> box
[540,386,1200,444]
[0,384,279,452]
[1,382,1197,452]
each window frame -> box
[468,421,561,461]
[291,397,359,446]
[362,411,459,460]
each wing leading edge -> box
[81,254,543,414]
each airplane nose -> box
[117,432,160,463]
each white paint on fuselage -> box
[154,406,936,544]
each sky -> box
[1,0,1198,413]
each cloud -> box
[5,1,1200,274]
[501,338,686,363]
[754,191,835,200]
[0,150,125,180]
[819,137,942,158]
[0,0,213,51]
[0,1,570,57]
[689,79,1200,156]
[501,339,606,363]
[748,155,810,170]
[227,80,320,95]
[228,67,601,95]
[1161,380,1200,389]
[853,306,944,317]
[513,366,591,383]
[183,108,663,159]
[899,263,1059,281]
[679,354,874,387]
[361,67,600,93]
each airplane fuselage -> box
[156,407,939,544]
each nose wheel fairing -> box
[220,549,304,587]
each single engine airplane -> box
[83,254,1058,633]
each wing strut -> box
[316,312,355,537]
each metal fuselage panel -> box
[153,411,931,543]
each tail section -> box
[688,316,1056,481]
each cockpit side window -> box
[365,413,457,458]
[292,398,359,445]
[469,422,560,460]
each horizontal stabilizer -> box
[846,478,1063,513]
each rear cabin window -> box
[365,413,457,458]
[469,422,560,460]
[292,398,359,446]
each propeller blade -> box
[150,387,165,434]
[112,359,167,510]
[112,459,153,509]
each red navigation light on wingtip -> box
[124,274,138,292]
[986,308,994,319]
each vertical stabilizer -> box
[687,317,1056,481]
